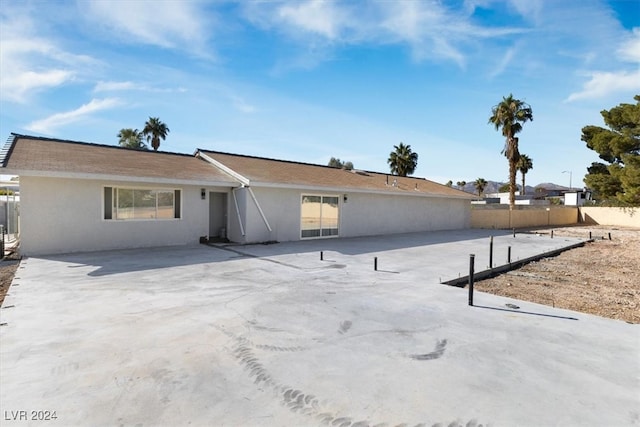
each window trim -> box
[300,193,340,239]
[103,186,182,221]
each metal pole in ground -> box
[320,251,324,261]
[551,230,554,239]
[508,246,512,264]
[468,254,475,306]
[374,257,378,271]
[489,236,493,269]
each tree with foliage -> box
[328,157,354,170]
[445,180,453,187]
[387,143,418,176]
[498,183,510,193]
[142,117,170,151]
[474,177,488,196]
[582,95,640,205]
[516,154,533,195]
[489,94,533,208]
[117,128,147,150]
[456,180,466,190]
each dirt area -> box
[0,226,638,322]
[0,258,19,307]
[475,225,640,324]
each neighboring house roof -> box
[199,150,475,199]
[1,134,239,186]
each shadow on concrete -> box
[473,304,579,321]
[32,228,585,278]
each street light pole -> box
[562,170,572,190]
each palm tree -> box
[488,94,533,208]
[142,117,170,151]
[387,142,418,176]
[517,154,533,195]
[474,177,488,197]
[117,128,147,150]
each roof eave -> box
[248,181,476,199]
[1,168,241,188]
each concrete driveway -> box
[1,230,638,426]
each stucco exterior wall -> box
[340,192,470,237]
[19,176,230,255]
[241,187,300,243]
[471,205,578,229]
[579,207,640,227]
[244,187,470,243]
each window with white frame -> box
[301,195,339,238]
[104,187,181,220]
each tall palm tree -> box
[387,142,418,176]
[489,94,533,209]
[142,117,170,151]
[517,154,533,195]
[117,128,147,150]
[474,177,488,197]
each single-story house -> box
[1,134,475,255]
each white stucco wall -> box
[244,186,470,243]
[340,192,470,237]
[19,176,230,255]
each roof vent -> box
[351,169,370,176]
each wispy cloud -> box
[80,0,213,56]
[489,46,517,78]
[565,70,640,102]
[566,28,640,102]
[0,9,94,102]
[25,98,122,134]
[242,0,527,70]
[93,80,187,94]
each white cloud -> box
[0,7,97,103]
[81,0,211,54]
[25,98,122,134]
[565,70,640,102]
[242,0,526,69]
[618,28,640,63]
[566,27,640,102]
[277,0,347,40]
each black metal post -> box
[374,257,378,271]
[489,236,493,269]
[468,254,475,306]
[513,228,516,238]
[589,231,592,239]
[507,246,512,264]
[608,232,612,240]
[551,230,554,239]
[320,251,324,261]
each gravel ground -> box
[475,225,640,324]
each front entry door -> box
[209,192,228,238]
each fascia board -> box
[2,169,242,188]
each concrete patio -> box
[1,230,638,426]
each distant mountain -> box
[451,180,569,196]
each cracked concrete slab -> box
[1,230,638,426]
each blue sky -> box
[1,0,639,187]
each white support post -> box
[232,188,245,236]
[247,187,272,232]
